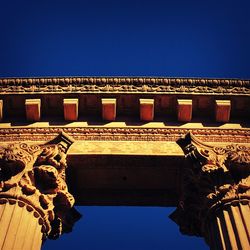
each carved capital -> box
[170,133,250,237]
[0,133,81,240]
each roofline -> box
[0,76,249,87]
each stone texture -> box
[68,140,183,155]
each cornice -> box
[0,77,249,95]
[0,127,249,143]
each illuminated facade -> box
[0,77,249,249]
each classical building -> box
[0,77,249,250]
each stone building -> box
[0,77,249,250]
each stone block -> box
[25,99,41,121]
[64,99,79,121]
[215,100,231,122]
[102,99,116,121]
[140,99,154,121]
[177,99,192,122]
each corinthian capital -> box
[0,132,81,240]
[170,133,250,237]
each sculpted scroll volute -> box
[0,133,81,240]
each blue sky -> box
[1,0,250,78]
[1,0,249,249]
[43,206,208,250]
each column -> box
[170,133,250,250]
[0,133,81,250]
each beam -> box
[67,140,184,206]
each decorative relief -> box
[0,133,80,240]
[0,127,249,143]
[170,133,250,237]
[0,77,249,94]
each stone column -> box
[0,133,81,250]
[170,133,250,250]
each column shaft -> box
[0,199,43,250]
[208,203,250,250]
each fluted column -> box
[0,133,81,250]
[206,202,250,250]
[170,133,250,250]
[0,199,43,250]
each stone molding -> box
[0,127,249,143]
[0,133,81,240]
[0,77,249,95]
[170,133,250,238]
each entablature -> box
[0,77,249,207]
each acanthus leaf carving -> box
[170,132,250,238]
[0,132,81,240]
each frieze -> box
[0,127,249,143]
[0,77,249,95]
[69,141,183,156]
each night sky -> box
[1,1,250,249]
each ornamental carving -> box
[0,133,81,240]
[0,77,249,95]
[0,127,249,143]
[170,133,250,237]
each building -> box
[0,77,249,250]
